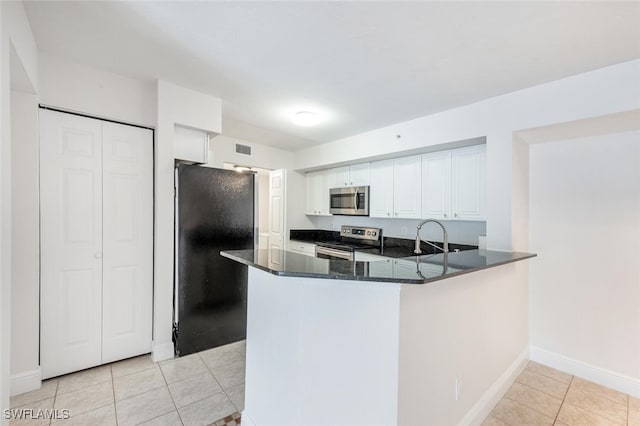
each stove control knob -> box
[367,231,371,236]
[372,231,377,237]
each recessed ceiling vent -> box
[235,143,251,156]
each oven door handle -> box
[316,246,353,260]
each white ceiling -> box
[24,1,640,150]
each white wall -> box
[0,0,39,421]
[208,134,313,244]
[10,91,39,380]
[294,60,640,252]
[153,80,222,361]
[398,261,530,425]
[529,131,640,393]
[307,216,485,246]
[39,54,156,127]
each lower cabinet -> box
[289,241,317,257]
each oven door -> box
[315,245,354,261]
[329,186,369,216]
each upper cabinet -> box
[174,125,210,164]
[370,156,421,219]
[369,160,394,218]
[305,144,486,221]
[349,163,370,186]
[393,155,422,219]
[451,145,486,221]
[422,151,452,220]
[305,170,330,216]
[421,145,486,221]
[327,163,370,188]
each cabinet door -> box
[451,146,486,221]
[328,166,350,188]
[368,259,393,277]
[369,159,394,218]
[40,110,104,379]
[306,171,327,215]
[422,151,451,220]
[174,125,209,164]
[305,172,317,215]
[289,242,316,257]
[393,155,422,219]
[349,163,370,186]
[102,122,153,363]
[317,170,330,215]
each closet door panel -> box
[40,110,103,379]
[101,122,153,363]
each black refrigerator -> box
[174,164,255,357]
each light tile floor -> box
[483,361,640,426]
[9,340,246,426]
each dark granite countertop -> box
[289,229,478,258]
[221,248,536,285]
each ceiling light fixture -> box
[292,111,320,127]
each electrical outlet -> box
[401,226,407,236]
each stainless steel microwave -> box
[329,186,369,216]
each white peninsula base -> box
[240,261,530,426]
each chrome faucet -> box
[414,219,449,255]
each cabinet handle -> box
[350,182,353,185]
[454,213,458,218]
[387,212,390,216]
[444,213,447,218]
[395,212,398,216]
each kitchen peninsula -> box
[221,248,536,426]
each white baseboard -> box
[460,347,529,426]
[151,341,174,362]
[10,368,41,396]
[530,346,640,398]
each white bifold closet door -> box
[40,109,153,379]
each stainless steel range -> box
[315,225,383,261]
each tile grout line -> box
[157,358,185,426]
[111,365,119,426]
[525,364,572,386]
[553,374,574,425]
[198,349,244,420]
[199,352,238,415]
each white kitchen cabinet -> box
[421,145,486,221]
[451,145,486,220]
[289,241,317,257]
[422,151,452,220]
[349,163,370,186]
[354,252,387,262]
[369,159,394,218]
[393,155,422,219]
[327,166,350,189]
[305,171,330,216]
[174,125,210,164]
[368,258,393,277]
[327,163,370,188]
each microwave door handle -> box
[354,190,359,210]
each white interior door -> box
[40,110,104,379]
[101,122,153,363]
[268,169,286,268]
